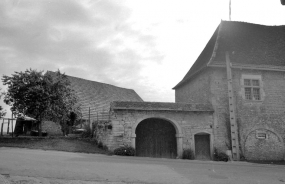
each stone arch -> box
[131,116,183,158]
[244,128,285,160]
[131,116,183,136]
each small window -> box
[256,132,266,139]
[243,79,261,101]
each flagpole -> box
[229,0,231,21]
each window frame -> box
[256,130,267,139]
[241,75,264,101]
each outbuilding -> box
[97,101,214,159]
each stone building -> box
[65,74,143,120]
[173,21,285,160]
[43,72,143,135]
[47,21,285,161]
[98,101,214,159]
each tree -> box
[2,69,81,136]
[0,88,7,118]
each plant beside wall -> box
[182,149,194,160]
[213,148,229,162]
[97,141,103,149]
[114,145,135,156]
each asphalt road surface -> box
[0,147,284,184]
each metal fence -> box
[80,108,110,122]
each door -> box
[195,134,211,160]
[135,118,177,158]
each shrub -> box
[213,148,229,162]
[182,149,194,160]
[103,145,108,151]
[114,145,135,156]
[80,123,93,138]
[97,141,103,149]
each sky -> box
[0,0,285,118]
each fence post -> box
[7,120,10,135]
[11,120,14,138]
[1,119,4,136]
[89,107,92,137]
[11,114,14,137]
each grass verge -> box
[0,136,108,154]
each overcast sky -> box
[1,0,285,117]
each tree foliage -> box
[2,69,81,124]
[0,88,7,118]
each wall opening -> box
[194,133,211,160]
[135,118,177,158]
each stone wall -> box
[175,69,212,104]
[210,68,285,160]
[175,67,285,160]
[175,68,228,152]
[96,109,214,158]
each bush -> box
[114,145,135,156]
[182,149,194,160]
[30,130,48,137]
[213,148,229,162]
[103,145,108,151]
[97,141,103,149]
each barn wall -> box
[96,109,214,158]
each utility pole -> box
[226,52,240,161]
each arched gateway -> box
[110,101,214,159]
[135,118,177,158]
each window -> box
[256,130,267,139]
[257,133,266,139]
[244,79,261,100]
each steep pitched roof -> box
[174,21,285,89]
[47,71,143,119]
[111,101,213,112]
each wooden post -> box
[39,116,42,137]
[7,120,10,135]
[80,116,82,129]
[11,114,14,137]
[89,107,92,137]
[11,120,14,138]
[1,119,4,136]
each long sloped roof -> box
[174,21,285,89]
[47,71,143,119]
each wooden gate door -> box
[195,134,211,160]
[136,118,177,158]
